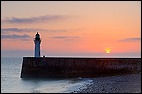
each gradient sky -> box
[1,1,141,57]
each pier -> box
[21,57,141,78]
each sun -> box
[105,48,111,53]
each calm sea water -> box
[1,57,93,93]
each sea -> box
[1,57,93,93]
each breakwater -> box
[21,57,141,78]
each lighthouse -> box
[34,32,41,57]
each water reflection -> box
[20,77,83,93]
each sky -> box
[1,1,141,57]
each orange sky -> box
[1,1,141,57]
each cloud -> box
[1,28,47,34]
[53,36,79,39]
[1,28,68,34]
[1,34,32,40]
[51,36,80,41]
[2,15,67,24]
[118,37,141,42]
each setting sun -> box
[105,48,111,53]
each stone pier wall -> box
[21,57,141,78]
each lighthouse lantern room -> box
[34,32,41,57]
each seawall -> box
[21,57,141,78]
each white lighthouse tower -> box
[34,32,41,57]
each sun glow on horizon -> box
[105,48,111,54]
